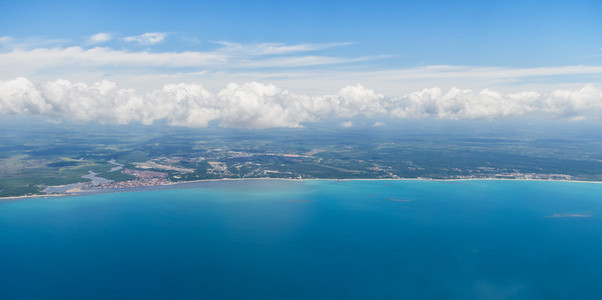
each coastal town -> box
[65,151,575,193]
[2,125,600,198]
[93,169,171,189]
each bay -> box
[1,180,601,299]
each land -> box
[2,118,602,198]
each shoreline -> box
[0,193,71,202]
[2,177,602,202]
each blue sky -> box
[2,0,601,67]
[1,0,602,128]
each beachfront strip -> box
[80,161,574,192]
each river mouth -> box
[43,167,115,194]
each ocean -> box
[1,180,601,299]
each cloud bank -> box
[1,78,602,128]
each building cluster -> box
[95,168,171,189]
[96,177,171,189]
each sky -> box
[1,0,602,128]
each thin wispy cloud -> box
[2,37,601,89]
[256,42,354,55]
[1,35,602,103]
[0,40,372,73]
[0,36,71,50]
[237,55,384,68]
[361,65,602,81]
[123,32,166,45]
[339,121,354,128]
[214,41,355,55]
[0,47,227,69]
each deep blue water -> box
[1,180,602,299]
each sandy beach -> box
[2,176,602,202]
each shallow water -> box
[43,170,113,194]
[1,180,601,299]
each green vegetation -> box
[98,171,136,182]
[2,120,602,197]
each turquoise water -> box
[1,180,602,299]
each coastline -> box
[0,193,71,202]
[2,177,602,202]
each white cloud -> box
[339,121,354,128]
[0,44,371,76]
[3,37,602,96]
[239,55,383,68]
[0,47,227,70]
[2,79,602,129]
[0,37,70,51]
[2,35,602,97]
[335,84,385,117]
[216,82,309,128]
[89,33,112,44]
[256,42,353,55]
[214,41,354,56]
[123,33,166,45]
[0,77,50,114]
[372,121,385,127]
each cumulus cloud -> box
[89,33,112,44]
[386,87,542,120]
[217,82,308,128]
[0,77,50,114]
[2,78,602,129]
[123,32,166,45]
[372,121,386,127]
